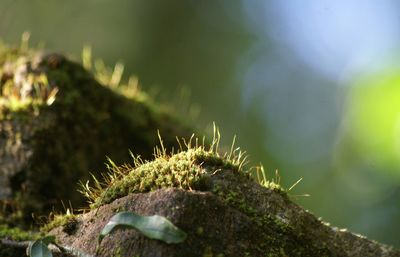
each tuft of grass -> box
[80,125,250,208]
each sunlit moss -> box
[0,36,58,117]
[83,129,284,209]
[90,148,233,208]
[40,209,78,235]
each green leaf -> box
[27,240,53,257]
[99,211,187,244]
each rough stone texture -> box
[0,117,37,200]
[0,49,191,225]
[49,171,400,257]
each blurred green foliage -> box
[344,70,400,174]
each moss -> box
[40,211,78,234]
[0,224,40,241]
[196,226,204,236]
[89,147,245,208]
[203,246,214,257]
[111,245,123,257]
[211,178,330,256]
[0,40,192,226]
[202,247,225,257]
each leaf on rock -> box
[99,211,187,244]
[27,240,53,257]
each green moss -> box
[40,211,78,234]
[202,246,225,257]
[89,147,244,208]
[0,38,55,116]
[0,39,192,226]
[212,181,330,256]
[196,226,204,236]
[111,245,123,257]
[0,224,40,241]
[260,180,282,191]
[203,246,214,257]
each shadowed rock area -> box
[0,44,191,226]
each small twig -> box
[0,238,85,257]
[1,238,30,248]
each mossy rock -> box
[48,148,400,257]
[0,43,191,226]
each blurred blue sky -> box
[244,1,400,79]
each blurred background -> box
[1,0,399,247]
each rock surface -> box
[49,169,400,257]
